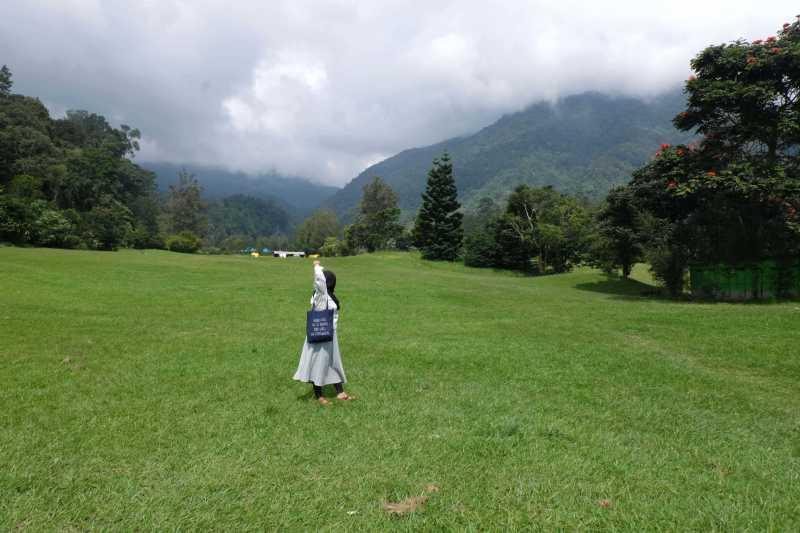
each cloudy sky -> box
[1,1,797,185]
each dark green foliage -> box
[206,194,291,248]
[347,177,403,252]
[53,110,140,158]
[319,236,341,257]
[394,228,414,251]
[495,186,592,273]
[341,224,360,256]
[0,194,42,244]
[591,187,643,278]
[0,92,59,185]
[619,20,800,296]
[0,66,159,250]
[32,208,80,248]
[414,153,463,261]
[165,169,207,237]
[0,65,11,96]
[84,196,134,251]
[144,162,338,213]
[294,209,340,252]
[463,198,502,268]
[326,91,692,219]
[166,231,202,254]
[463,223,500,267]
[462,187,592,273]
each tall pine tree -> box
[414,152,463,260]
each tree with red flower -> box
[615,19,800,296]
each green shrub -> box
[463,226,498,268]
[84,197,134,251]
[33,209,80,248]
[8,174,44,199]
[129,226,165,250]
[646,242,689,296]
[0,195,40,244]
[166,231,201,253]
[319,236,340,257]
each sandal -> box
[318,397,332,406]
[336,392,356,401]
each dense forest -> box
[325,90,693,220]
[4,11,800,301]
[0,65,161,250]
[0,66,299,252]
[142,162,338,214]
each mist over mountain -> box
[142,162,339,214]
[326,90,693,220]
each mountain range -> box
[143,89,694,225]
[141,162,339,215]
[325,89,693,220]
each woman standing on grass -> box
[293,260,354,405]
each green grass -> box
[1,247,799,531]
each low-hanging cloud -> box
[1,0,797,185]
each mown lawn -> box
[1,247,799,531]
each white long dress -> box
[292,265,347,386]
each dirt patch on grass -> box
[382,484,440,515]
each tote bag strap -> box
[310,290,331,310]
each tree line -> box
[304,18,800,297]
[4,16,800,297]
[0,65,294,253]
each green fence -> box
[690,260,800,300]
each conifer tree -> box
[414,152,463,260]
[0,65,13,97]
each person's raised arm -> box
[313,260,327,295]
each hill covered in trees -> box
[0,66,161,250]
[142,162,339,215]
[326,90,693,219]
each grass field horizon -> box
[2,247,799,530]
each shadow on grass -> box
[295,387,343,402]
[573,274,664,301]
[575,274,800,304]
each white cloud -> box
[2,0,799,185]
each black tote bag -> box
[306,299,334,343]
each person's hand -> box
[313,260,321,266]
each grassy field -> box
[1,247,799,531]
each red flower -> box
[707,170,717,177]
[655,150,662,158]
[788,206,797,217]
[772,47,781,54]
[676,148,685,156]
[667,180,678,190]
[753,39,763,45]
[660,143,671,150]
[784,23,791,29]
[688,75,697,82]
[746,56,757,65]
[766,36,777,42]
